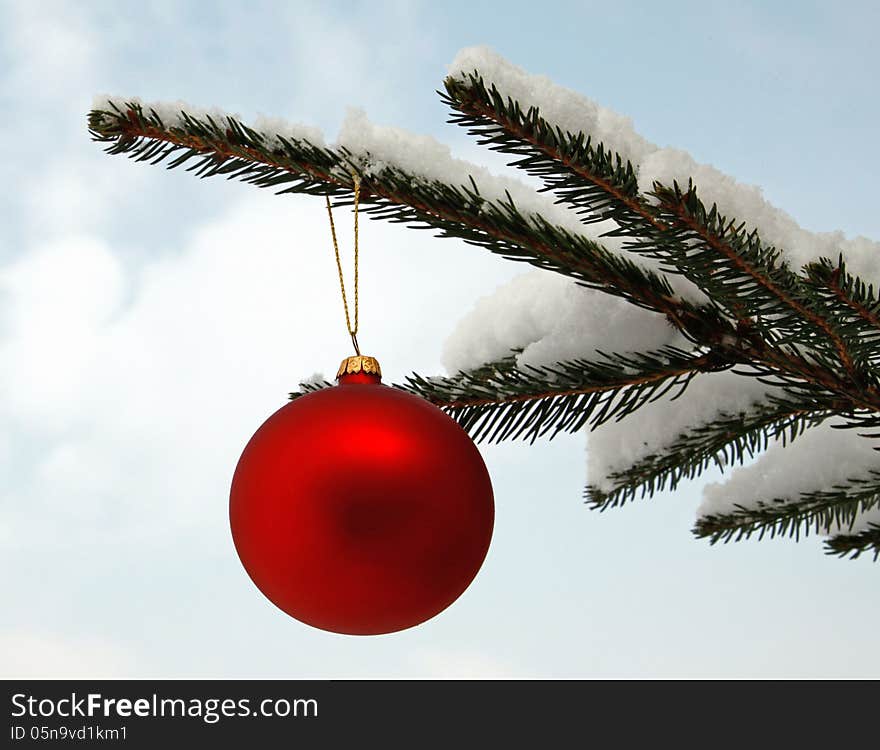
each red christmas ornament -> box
[229,355,495,635]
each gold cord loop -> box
[325,173,361,354]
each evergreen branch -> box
[444,72,759,328]
[88,102,707,324]
[441,73,660,230]
[803,256,880,369]
[443,72,851,368]
[693,470,880,545]
[441,73,701,311]
[442,74,879,414]
[585,397,834,510]
[289,379,334,400]
[651,182,856,371]
[89,102,350,196]
[824,524,880,561]
[402,347,718,444]
[743,346,880,415]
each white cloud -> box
[19,157,150,242]
[0,188,515,550]
[1,0,96,108]
[0,236,124,427]
[1,197,330,541]
[0,0,154,250]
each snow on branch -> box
[447,46,880,289]
[441,270,687,375]
[442,46,880,554]
[92,93,328,149]
[587,369,775,493]
[90,93,702,312]
[698,421,880,532]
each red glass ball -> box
[229,368,494,635]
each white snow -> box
[92,94,326,147]
[93,93,707,303]
[637,149,880,286]
[448,46,880,286]
[93,94,240,130]
[337,108,627,243]
[251,113,327,149]
[698,421,879,519]
[442,270,779,492]
[444,46,880,530]
[298,371,328,387]
[337,107,707,303]
[587,369,773,492]
[442,270,686,374]
[448,46,658,168]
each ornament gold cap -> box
[336,355,382,379]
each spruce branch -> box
[401,347,718,444]
[586,396,835,510]
[289,379,335,400]
[443,70,853,365]
[803,256,880,369]
[88,102,706,323]
[693,470,880,545]
[441,72,880,418]
[824,525,880,561]
[441,72,661,231]
[651,183,857,370]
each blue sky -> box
[1,0,878,677]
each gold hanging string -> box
[325,173,361,355]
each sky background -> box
[1,0,878,678]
